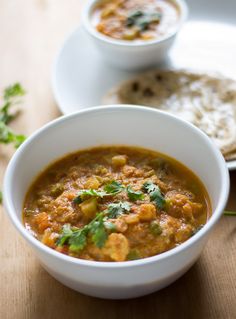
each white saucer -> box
[52,14,236,171]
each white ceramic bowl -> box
[82,0,188,70]
[3,106,229,299]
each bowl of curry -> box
[3,105,229,299]
[82,0,188,69]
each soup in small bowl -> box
[92,0,180,42]
[82,0,188,69]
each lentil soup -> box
[92,0,180,42]
[23,146,211,262]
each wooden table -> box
[0,1,235,318]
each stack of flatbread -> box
[103,70,236,161]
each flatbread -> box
[103,70,236,157]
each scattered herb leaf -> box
[103,181,124,195]
[224,211,236,216]
[57,212,108,252]
[127,185,144,201]
[69,228,88,252]
[0,82,26,148]
[107,201,131,218]
[57,224,74,246]
[89,213,108,248]
[73,189,107,204]
[4,83,26,102]
[73,181,124,204]
[143,181,165,210]
[126,10,162,31]
[0,83,27,204]
[0,122,26,148]
[0,83,26,124]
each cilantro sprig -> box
[126,10,162,31]
[127,186,144,201]
[73,181,145,205]
[103,181,124,194]
[224,211,236,216]
[57,212,108,252]
[107,201,131,218]
[57,200,131,252]
[73,189,107,204]
[0,83,26,148]
[73,181,124,204]
[143,181,165,210]
[0,83,27,204]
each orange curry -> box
[23,146,211,262]
[92,0,180,41]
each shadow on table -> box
[23,258,207,319]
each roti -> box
[103,70,236,158]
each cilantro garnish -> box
[57,199,132,252]
[103,181,124,195]
[127,186,144,201]
[89,213,108,248]
[143,181,165,210]
[73,181,124,204]
[107,201,131,218]
[126,10,162,31]
[57,212,107,252]
[73,189,107,204]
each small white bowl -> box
[3,106,229,299]
[82,0,188,70]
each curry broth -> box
[92,0,180,42]
[23,146,211,262]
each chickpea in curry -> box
[23,146,211,262]
[92,0,180,41]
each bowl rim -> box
[3,105,229,269]
[82,0,188,47]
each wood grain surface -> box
[0,1,236,318]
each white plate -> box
[52,1,236,170]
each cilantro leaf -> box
[1,83,26,124]
[126,10,162,31]
[0,191,2,204]
[57,224,88,252]
[89,213,107,248]
[107,201,131,218]
[103,181,124,195]
[224,211,236,216]
[73,181,125,204]
[57,224,73,246]
[0,83,26,148]
[127,186,144,201]
[69,229,88,252]
[56,212,109,252]
[73,189,107,204]
[3,83,26,101]
[143,181,165,210]
[0,122,26,148]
